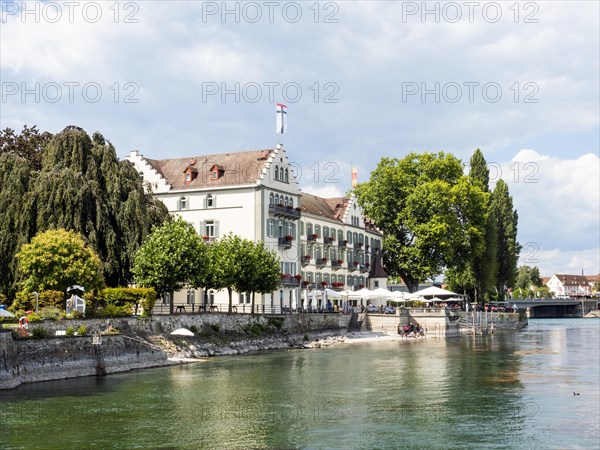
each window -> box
[306,222,312,235]
[323,227,329,240]
[270,193,274,204]
[284,168,289,182]
[187,291,195,305]
[275,194,280,205]
[300,221,305,235]
[206,194,214,208]
[315,224,321,237]
[185,173,191,182]
[288,197,293,208]
[200,220,219,238]
[280,167,284,180]
[347,231,352,243]
[162,292,171,305]
[178,196,188,210]
[278,220,284,237]
[212,171,218,179]
[275,165,279,180]
[266,219,275,237]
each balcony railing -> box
[278,236,293,248]
[307,234,319,242]
[331,260,343,270]
[338,240,348,248]
[316,258,328,267]
[354,242,363,249]
[324,237,336,246]
[360,263,370,273]
[269,204,301,219]
[301,255,312,266]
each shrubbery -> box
[87,287,157,317]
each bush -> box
[26,312,42,323]
[303,334,309,341]
[88,287,157,317]
[77,325,87,336]
[39,290,64,309]
[39,306,64,320]
[267,317,284,329]
[210,323,221,333]
[66,326,75,336]
[31,326,49,339]
[189,325,198,334]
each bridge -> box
[508,298,599,318]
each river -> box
[1,319,599,449]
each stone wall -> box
[0,313,352,390]
[0,331,167,390]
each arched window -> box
[315,224,321,237]
[178,196,187,210]
[323,226,329,240]
[275,194,280,205]
[280,167,284,180]
[269,193,274,204]
[306,222,313,235]
[289,197,293,208]
[274,165,279,180]
[347,231,352,243]
[353,232,358,243]
[284,168,289,182]
[338,230,343,241]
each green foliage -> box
[355,152,487,292]
[66,326,76,336]
[490,180,521,299]
[0,293,6,305]
[31,326,49,339]
[16,229,105,295]
[9,291,34,313]
[133,218,208,312]
[77,325,87,335]
[210,323,221,333]
[39,291,65,309]
[267,317,284,329]
[516,265,542,290]
[98,287,156,316]
[189,325,198,334]
[39,306,64,320]
[26,312,42,323]
[0,126,169,301]
[447,149,497,303]
[303,334,309,342]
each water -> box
[1,319,598,449]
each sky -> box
[1,1,599,277]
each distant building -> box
[545,274,592,298]
[127,145,384,312]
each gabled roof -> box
[145,149,274,190]
[552,274,590,286]
[301,193,344,222]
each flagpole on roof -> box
[275,103,287,149]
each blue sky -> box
[1,1,598,277]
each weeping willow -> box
[0,126,169,299]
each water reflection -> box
[1,319,598,449]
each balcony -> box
[354,242,363,249]
[316,258,328,268]
[301,255,312,266]
[307,234,319,243]
[269,204,301,220]
[324,236,336,246]
[280,274,302,286]
[360,263,370,273]
[331,260,343,270]
[278,236,293,249]
[338,240,348,248]
[351,261,360,272]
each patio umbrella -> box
[0,309,15,318]
[412,286,458,297]
[171,328,194,336]
[324,289,343,298]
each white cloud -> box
[301,184,345,199]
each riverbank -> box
[0,313,352,390]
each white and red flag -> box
[276,103,287,134]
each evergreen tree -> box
[490,179,521,299]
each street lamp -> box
[33,291,39,314]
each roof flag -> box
[351,164,358,188]
[276,103,287,134]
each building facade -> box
[545,274,592,298]
[127,145,384,312]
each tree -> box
[132,218,208,313]
[490,179,521,299]
[447,149,497,303]
[0,125,170,301]
[207,234,245,313]
[235,240,281,314]
[516,265,542,290]
[0,125,53,170]
[16,229,105,295]
[354,152,487,292]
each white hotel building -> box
[127,144,385,313]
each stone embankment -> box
[0,313,352,390]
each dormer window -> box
[209,164,224,180]
[183,165,198,183]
